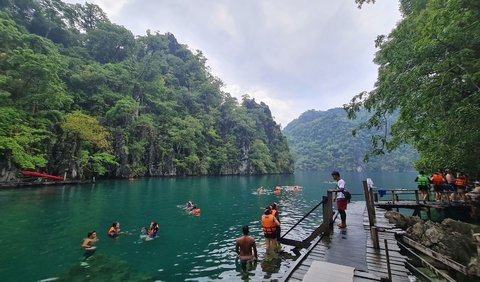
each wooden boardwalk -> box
[363,206,410,281]
[283,201,410,282]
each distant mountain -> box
[283,108,418,172]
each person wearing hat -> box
[330,171,347,228]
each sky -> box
[65,0,402,127]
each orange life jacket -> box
[432,175,444,186]
[455,177,466,187]
[108,226,117,237]
[262,214,277,234]
[192,209,201,215]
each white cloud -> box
[63,0,132,18]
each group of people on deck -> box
[416,169,476,203]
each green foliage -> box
[345,0,480,176]
[85,22,135,63]
[0,0,293,180]
[0,107,49,169]
[284,108,418,172]
[61,111,110,149]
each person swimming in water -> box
[108,222,121,238]
[185,201,193,209]
[257,186,264,195]
[148,222,160,238]
[81,230,98,259]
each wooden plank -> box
[398,241,456,282]
[279,237,304,247]
[302,261,355,282]
[354,270,382,280]
[401,236,467,275]
[290,272,305,280]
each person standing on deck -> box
[331,171,347,229]
[455,172,467,201]
[415,170,431,204]
[445,169,456,201]
[431,172,445,202]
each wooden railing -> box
[370,188,456,205]
[279,190,335,249]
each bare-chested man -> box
[81,230,98,259]
[235,225,258,262]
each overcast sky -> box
[65,0,401,127]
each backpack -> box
[344,191,352,203]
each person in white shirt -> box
[331,171,347,228]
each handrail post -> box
[374,192,378,202]
[363,180,376,227]
[371,226,380,249]
[391,190,396,204]
[415,190,419,204]
[323,191,333,234]
[384,239,392,281]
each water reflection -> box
[235,258,258,281]
[260,251,282,279]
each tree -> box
[0,107,49,171]
[60,111,112,178]
[85,22,135,64]
[345,0,480,176]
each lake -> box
[0,171,417,281]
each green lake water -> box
[0,171,416,281]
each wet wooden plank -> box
[324,201,368,271]
[302,261,354,282]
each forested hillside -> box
[0,0,293,181]
[348,0,479,177]
[283,108,417,172]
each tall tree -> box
[345,0,480,175]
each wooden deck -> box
[363,206,410,281]
[283,202,410,282]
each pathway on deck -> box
[324,201,368,271]
[284,201,410,282]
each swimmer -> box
[185,201,193,209]
[148,222,160,238]
[257,186,264,195]
[274,186,281,194]
[108,222,121,238]
[81,230,98,258]
[189,205,201,215]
